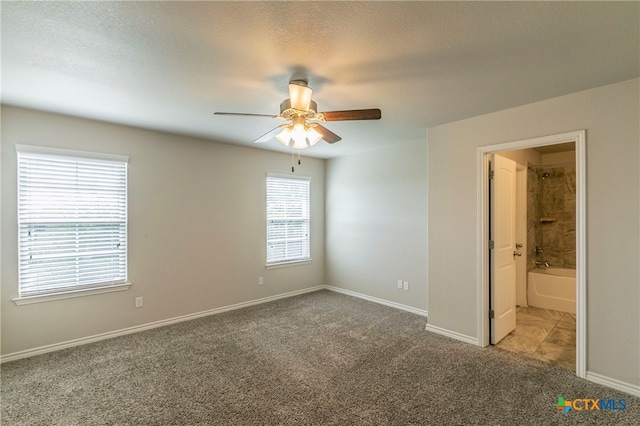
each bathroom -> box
[494,142,577,369]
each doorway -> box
[477,130,586,379]
[491,148,577,370]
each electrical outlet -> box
[135,296,143,308]
[258,276,264,286]
[397,280,403,289]
[403,281,409,291]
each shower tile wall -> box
[527,164,576,270]
[527,167,541,272]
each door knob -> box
[515,243,523,248]
[513,250,522,257]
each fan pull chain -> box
[289,148,303,173]
[290,148,303,172]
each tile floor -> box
[494,306,576,370]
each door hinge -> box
[489,309,495,319]
[488,240,495,250]
[489,170,494,179]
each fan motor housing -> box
[280,99,318,119]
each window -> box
[266,174,310,266]
[16,145,128,299]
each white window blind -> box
[17,146,128,297]
[266,175,310,265]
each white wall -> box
[1,106,326,356]
[427,78,639,388]
[325,140,428,312]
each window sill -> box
[265,259,312,269]
[12,282,132,305]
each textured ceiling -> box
[2,1,638,158]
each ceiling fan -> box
[215,80,381,150]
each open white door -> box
[490,154,517,344]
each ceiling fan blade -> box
[314,124,342,144]
[289,82,312,111]
[254,125,286,143]
[214,112,277,118]
[320,109,381,121]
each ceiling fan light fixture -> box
[289,82,312,111]
[276,127,292,147]
[291,122,308,149]
[275,120,322,150]
[306,126,322,146]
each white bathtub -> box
[527,267,576,314]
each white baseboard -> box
[5,285,638,399]
[0,285,427,363]
[1,285,427,363]
[0,285,325,363]
[586,371,640,397]
[324,285,428,317]
[424,323,479,346]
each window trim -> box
[14,144,130,304]
[16,143,128,163]
[265,259,312,269]
[13,282,131,305]
[265,173,311,267]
